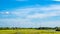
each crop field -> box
[0,29,60,34]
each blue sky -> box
[0,0,60,28]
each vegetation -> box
[55,27,60,31]
[0,27,60,34]
[0,27,55,30]
[0,29,60,34]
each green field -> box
[0,29,60,34]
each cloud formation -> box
[53,0,60,1]
[11,4,60,19]
[0,4,60,27]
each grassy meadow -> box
[0,29,60,34]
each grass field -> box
[0,29,60,34]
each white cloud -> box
[40,5,60,11]
[40,21,60,27]
[0,12,10,15]
[53,0,60,1]
[0,18,60,27]
[1,4,60,18]
[27,13,57,19]
[0,4,60,27]
[0,19,41,28]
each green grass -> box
[0,29,60,34]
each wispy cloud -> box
[40,21,60,27]
[0,4,60,18]
[0,4,60,19]
[27,13,59,19]
[53,0,60,1]
[0,4,60,27]
[11,4,60,19]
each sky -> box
[0,0,60,28]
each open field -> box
[0,29,60,34]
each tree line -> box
[0,27,59,30]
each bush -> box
[56,27,60,31]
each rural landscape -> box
[0,0,60,34]
[0,27,60,34]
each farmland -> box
[0,29,60,34]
